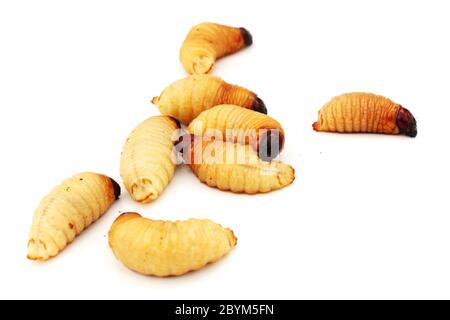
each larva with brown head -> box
[152,74,266,124]
[180,22,252,75]
[188,104,284,161]
[108,213,237,277]
[313,93,417,137]
[27,172,121,261]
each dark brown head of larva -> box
[252,96,267,114]
[110,178,121,200]
[239,27,253,47]
[258,129,285,161]
[167,116,182,129]
[396,106,417,138]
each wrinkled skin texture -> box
[187,138,295,194]
[120,116,179,203]
[313,92,417,137]
[180,22,252,74]
[108,213,237,277]
[188,104,284,160]
[28,172,120,261]
[152,74,266,124]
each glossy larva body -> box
[152,75,266,124]
[27,172,120,261]
[180,22,252,75]
[120,116,180,203]
[188,104,284,160]
[186,138,295,194]
[313,92,417,137]
[108,213,237,277]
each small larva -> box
[152,74,266,124]
[180,22,252,75]
[184,136,295,194]
[120,115,180,203]
[27,172,120,261]
[108,212,237,277]
[313,92,417,137]
[188,104,285,160]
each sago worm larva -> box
[120,115,180,203]
[180,22,252,74]
[108,212,237,277]
[27,172,120,261]
[313,92,417,137]
[188,104,284,160]
[152,74,266,124]
[182,136,295,194]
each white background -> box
[1,0,449,300]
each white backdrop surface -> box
[0,0,449,299]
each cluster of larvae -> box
[28,22,291,277]
[28,22,418,278]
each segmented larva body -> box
[188,104,285,160]
[313,92,417,137]
[108,213,237,277]
[120,116,179,203]
[27,172,120,261]
[152,74,266,124]
[180,22,252,75]
[187,138,295,194]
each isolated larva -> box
[188,104,285,160]
[27,172,120,261]
[108,212,237,277]
[313,92,417,137]
[152,74,266,124]
[120,115,180,203]
[183,136,295,194]
[180,22,252,75]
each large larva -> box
[27,172,120,261]
[188,104,285,160]
[183,136,295,194]
[152,74,266,124]
[180,22,252,75]
[108,212,237,277]
[313,92,417,137]
[120,115,180,203]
